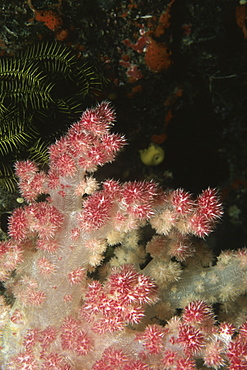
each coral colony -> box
[0,101,247,370]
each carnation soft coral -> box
[0,102,247,369]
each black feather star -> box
[0,41,105,191]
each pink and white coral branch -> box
[0,101,246,370]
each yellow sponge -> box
[139,143,165,166]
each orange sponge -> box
[145,38,172,72]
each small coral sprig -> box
[150,187,223,238]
